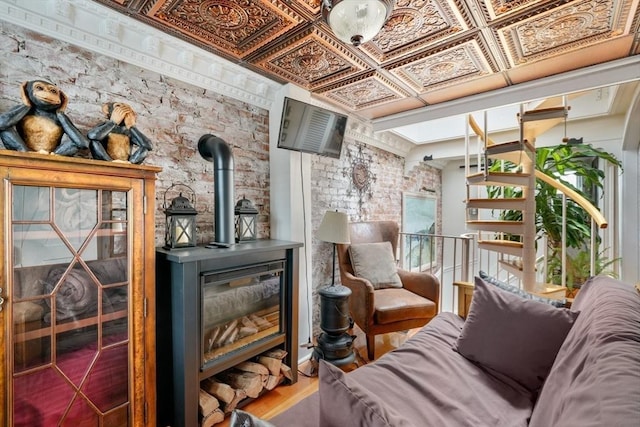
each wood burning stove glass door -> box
[201,261,285,371]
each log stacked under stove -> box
[198,348,292,426]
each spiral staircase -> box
[462,99,608,297]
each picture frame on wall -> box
[401,192,437,272]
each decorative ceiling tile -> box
[361,0,469,63]
[498,0,621,66]
[297,0,322,15]
[251,27,369,90]
[484,0,554,19]
[388,39,492,93]
[317,72,413,110]
[146,0,304,59]
[92,0,639,121]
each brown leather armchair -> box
[337,221,440,360]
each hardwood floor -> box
[216,326,417,426]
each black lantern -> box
[163,184,197,249]
[234,197,258,242]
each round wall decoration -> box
[352,162,370,190]
[343,144,376,215]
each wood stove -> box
[313,284,356,366]
[155,240,301,427]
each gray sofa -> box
[270,275,640,426]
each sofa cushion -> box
[479,270,566,307]
[318,360,414,427]
[373,288,436,324]
[271,313,535,427]
[455,276,578,393]
[529,276,640,426]
[348,242,402,289]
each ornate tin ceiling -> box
[95,0,639,120]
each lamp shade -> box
[322,0,394,46]
[317,210,350,244]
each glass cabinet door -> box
[10,184,131,426]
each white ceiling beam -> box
[372,56,640,132]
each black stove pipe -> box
[198,134,235,246]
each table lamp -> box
[316,210,350,286]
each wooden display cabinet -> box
[0,151,160,426]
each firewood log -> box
[222,389,247,414]
[235,361,270,376]
[239,326,258,337]
[224,327,239,345]
[241,316,258,329]
[280,363,293,381]
[216,320,238,347]
[257,356,281,376]
[264,374,282,391]
[262,348,287,360]
[201,378,235,404]
[198,389,220,416]
[200,408,224,427]
[207,327,220,352]
[218,370,263,398]
[249,314,272,329]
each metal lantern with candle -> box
[234,196,258,242]
[163,184,198,249]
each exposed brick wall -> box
[0,23,270,246]
[1,22,442,338]
[310,140,442,333]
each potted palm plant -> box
[487,142,622,294]
[545,247,620,297]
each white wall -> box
[269,84,315,360]
[619,84,640,283]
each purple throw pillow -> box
[318,360,414,427]
[455,277,579,393]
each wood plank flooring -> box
[216,326,418,426]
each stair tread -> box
[468,220,523,225]
[520,106,568,121]
[520,107,569,141]
[486,140,536,155]
[467,171,531,187]
[478,239,523,247]
[478,239,524,257]
[467,171,530,177]
[467,197,526,203]
[467,219,525,233]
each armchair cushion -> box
[348,242,402,289]
[374,288,437,325]
[455,277,579,393]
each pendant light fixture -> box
[321,0,394,47]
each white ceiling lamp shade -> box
[322,0,395,47]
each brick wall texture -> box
[309,143,441,332]
[1,23,270,246]
[1,22,442,336]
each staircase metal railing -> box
[399,232,474,312]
